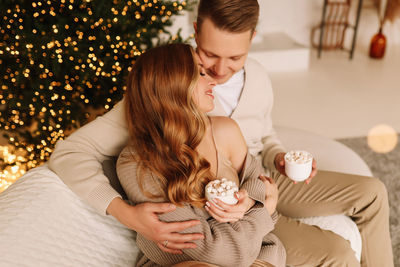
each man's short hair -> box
[197,0,259,34]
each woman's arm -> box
[117,147,274,267]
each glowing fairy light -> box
[0,146,27,192]
[0,0,191,192]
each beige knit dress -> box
[117,147,286,267]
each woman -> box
[117,43,286,267]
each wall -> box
[170,0,400,49]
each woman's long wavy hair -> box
[125,43,213,207]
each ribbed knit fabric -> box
[117,147,286,267]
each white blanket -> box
[0,165,140,266]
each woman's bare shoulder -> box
[210,116,241,136]
[209,116,247,170]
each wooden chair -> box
[311,0,364,59]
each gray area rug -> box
[337,135,400,266]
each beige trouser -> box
[272,170,393,267]
[173,259,273,267]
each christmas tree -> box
[0,0,195,191]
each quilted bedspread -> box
[0,165,140,266]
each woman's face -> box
[192,54,217,113]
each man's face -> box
[195,18,254,85]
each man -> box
[49,0,393,266]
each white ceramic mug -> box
[284,150,313,182]
[205,178,238,205]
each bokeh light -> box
[0,0,193,191]
[0,145,27,192]
[367,124,398,153]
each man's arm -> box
[237,58,286,173]
[259,70,286,172]
[49,100,129,213]
[49,99,203,253]
[107,197,204,254]
[258,72,317,180]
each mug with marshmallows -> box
[284,150,313,182]
[205,178,239,206]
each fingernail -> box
[169,204,176,209]
[306,180,309,184]
[205,201,210,207]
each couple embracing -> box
[49,0,393,266]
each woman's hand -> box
[107,197,204,254]
[259,175,278,215]
[204,189,255,223]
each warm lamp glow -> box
[367,124,398,153]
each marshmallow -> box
[285,150,313,164]
[205,178,238,205]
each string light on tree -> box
[0,0,194,188]
[0,145,27,192]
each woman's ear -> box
[193,22,199,45]
[193,22,198,35]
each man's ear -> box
[251,30,257,42]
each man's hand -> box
[204,189,255,223]
[107,198,204,254]
[274,152,318,184]
[259,175,278,215]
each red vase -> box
[369,27,386,59]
